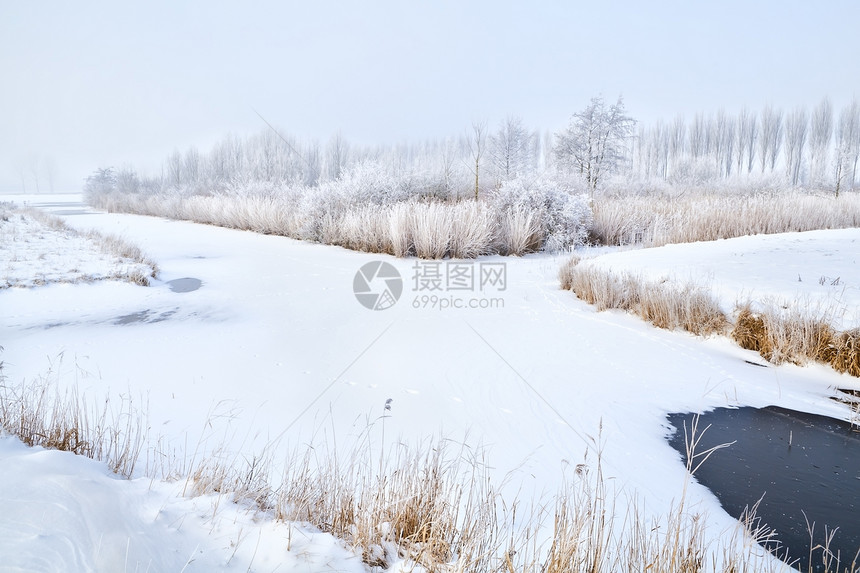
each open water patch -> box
[667,406,860,571]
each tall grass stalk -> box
[559,258,728,337]
[591,190,860,247]
[561,259,860,377]
[2,356,855,571]
[88,191,580,258]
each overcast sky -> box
[2,1,858,193]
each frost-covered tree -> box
[736,107,757,174]
[758,105,783,173]
[808,97,833,186]
[835,98,860,195]
[466,121,487,200]
[669,115,686,176]
[689,113,707,160]
[183,147,200,185]
[305,140,321,187]
[83,167,116,196]
[165,150,184,187]
[488,116,535,182]
[325,133,349,181]
[784,107,809,186]
[554,95,635,195]
[715,110,735,177]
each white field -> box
[2,193,859,571]
[578,230,860,331]
[0,201,153,288]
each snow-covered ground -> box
[2,193,858,571]
[580,231,860,330]
[0,438,366,572]
[1,199,154,288]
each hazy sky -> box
[2,1,858,193]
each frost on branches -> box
[491,178,593,251]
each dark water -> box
[166,277,202,293]
[667,407,860,571]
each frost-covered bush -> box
[668,157,719,187]
[323,161,418,206]
[490,178,593,252]
[83,167,117,200]
[85,161,595,257]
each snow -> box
[0,437,366,572]
[0,201,153,288]
[2,193,858,571]
[578,230,860,330]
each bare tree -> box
[689,113,706,159]
[653,122,670,179]
[758,105,784,173]
[784,107,809,186]
[437,137,460,195]
[488,116,535,182]
[554,95,636,195]
[184,147,200,185]
[835,98,860,195]
[541,130,555,172]
[466,121,487,200]
[808,97,833,186]
[736,107,756,175]
[744,109,758,174]
[715,110,735,177]
[116,166,140,194]
[305,140,321,187]
[28,154,41,194]
[325,133,349,181]
[669,115,686,177]
[165,150,184,187]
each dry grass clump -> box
[0,359,147,477]
[89,232,156,268]
[832,330,860,377]
[732,304,860,376]
[0,354,843,571]
[499,206,544,256]
[560,259,639,311]
[19,205,71,232]
[592,191,860,247]
[3,206,158,286]
[731,307,772,356]
[560,258,728,336]
[276,435,489,570]
[88,190,585,259]
[561,259,860,377]
[182,447,276,513]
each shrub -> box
[591,190,860,247]
[490,177,593,252]
[560,258,728,336]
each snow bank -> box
[580,229,860,330]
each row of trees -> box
[635,98,860,193]
[117,97,632,199]
[103,95,859,201]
